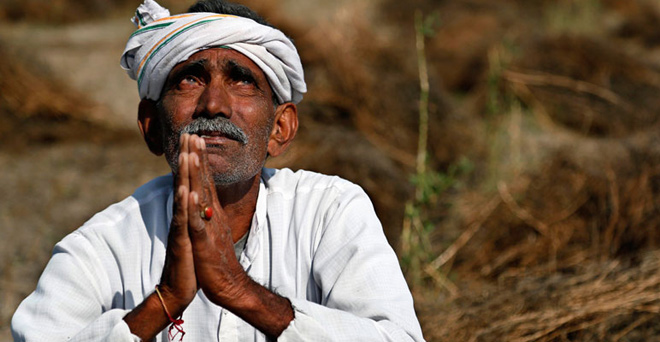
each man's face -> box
[157,48,276,185]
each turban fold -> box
[120,0,306,104]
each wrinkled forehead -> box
[163,47,274,98]
[170,47,266,78]
[162,47,284,107]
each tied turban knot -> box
[120,0,307,104]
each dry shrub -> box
[0,41,131,149]
[390,1,660,339]
[454,140,660,280]
[447,31,660,278]
[432,12,660,271]
[506,35,660,137]
[420,251,660,341]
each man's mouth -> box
[198,130,229,138]
[196,131,237,146]
[179,117,249,145]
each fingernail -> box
[192,192,199,205]
[178,185,185,197]
[200,139,206,151]
[193,154,200,167]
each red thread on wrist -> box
[155,285,185,341]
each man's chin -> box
[164,146,264,186]
[208,163,263,186]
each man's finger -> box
[172,134,191,235]
[171,152,190,240]
[187,190,213,249]
[197,136,220,201]
[174,134,190,189]
[161,134,196,299]
[188,135,215,209]
[187,135,229,249]
[187,137,212,237]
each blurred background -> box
[2,0,660,340]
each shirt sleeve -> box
[11,232,141,342]
[278,185,426,342]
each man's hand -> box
[126,134,293,339]
[123,134,200,339]
[184,134,294,338]
[158,133,201,313]
[183,134,252,305]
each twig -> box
[401,202,413,258]
[502,70,631,110]
[424,264,459,297]
[547,176,588,225]
[594,259,620,286]
[602,167,620,258]
[612,314,654,342]
[429,196,501,270]
[508,81,559,131]
[414,9,430,201]
[497,181,549,236]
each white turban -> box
[120,0,306,104]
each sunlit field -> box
[2,0,660,340]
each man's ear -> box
[137,99,164,156]
[267,103,299,158]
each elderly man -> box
[11,0,425,341]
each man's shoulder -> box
[263,168,363,197]
[261,168,373,220]
[71,174,173,239]
[131,173,174,203]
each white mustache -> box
[180,117,248,145]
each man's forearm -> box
[123,288,187,340]
[221,277,294,338]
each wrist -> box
[221,278,294,338]
[202,265,253,307]
[154,285,186,341]
[156,283,192,318]
[124,290,183,340]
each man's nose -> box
[197,81,232,119]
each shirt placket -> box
[218,177,269,341]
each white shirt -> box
[12,168,425,341]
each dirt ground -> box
[3,0,660,341]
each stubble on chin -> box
[158,100,276,186]
[163,123,272,187]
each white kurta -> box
[12,168,425,341]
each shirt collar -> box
[241,172,268,267]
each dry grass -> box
[0,38,170,340]
[419,251,660,341]
[3,0,660,341]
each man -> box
[12,0,425,341]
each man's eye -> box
[182,76,199,84]
[237,78,255,86]
[176,75,201,89]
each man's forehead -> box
[171,48,264,76]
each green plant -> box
[400,10,473,291]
